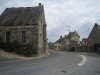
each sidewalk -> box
[0,49,50,63]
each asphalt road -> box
[0,50,100,75]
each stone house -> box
[88,23,100,52]
[54,31,80,51]
[82,38,88,45]
[54,36,65,51]
[76,23,100,52]
[0,3,47,54]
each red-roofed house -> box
[82,38,88,45]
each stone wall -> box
[87,23,100,52]
[0,25,38,48]
[76,45,94,52]
[37,7,47,54]
[88,24,100,44]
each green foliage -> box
[0,37,5,48]
[4,41,14,52]
[20,43,38,57]
[0,37,38,57]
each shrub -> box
[11,40,22,53]
[23,43,38,57]
[0,37,38,57]
[4,41,13,52]
[0,37,5,49]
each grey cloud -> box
[0,0,11,6]
[0,0,100,42]
[0,0,12,14]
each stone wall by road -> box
[76,45,94,52]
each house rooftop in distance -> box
[67,31,80,38]
[0,3,44,26]
[54,31,80,43]
[88,23,100,44]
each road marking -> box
[78,55,87,66]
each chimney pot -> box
[95,23,98,28]
[95,23,97,25]
[65,35,66,38]
[39,3,41,7]
[60,36,62,39]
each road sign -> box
[87,42,91,46]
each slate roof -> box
[0,5,43,26]
[54,31,80,43]
[88,23,100,42]
[67,31,80,38]
[54,37,66,43]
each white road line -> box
[78,55,87,66]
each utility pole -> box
[66,26,70,52]
[66,26,70,34]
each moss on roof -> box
[0,6,43,26]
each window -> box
[76,41,77,44]
[22,31,26,42]
[6,32,10,42]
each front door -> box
[71,47,75,52]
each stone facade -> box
[54,31,80,52]
[88,23,100,52]
[0,3,47,54]
[0,26,38,43]
[88,23,100,43]
[76,23,100,52]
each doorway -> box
[94,43,100,52]
[71,47,75,52]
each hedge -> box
[0,37,38,57]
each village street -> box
[0,50,100,75]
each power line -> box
[47,1,100,42]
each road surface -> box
[0,50,100,75]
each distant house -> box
[77,23,100,52]
[54,36,65,51]
[48,42,54,49]
[54,31,80,52]
[0,3,47,54]
[82,38,88,45]
[88,23,100,52]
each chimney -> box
[94,23,98,28]
[39,3,41,7]
[60,36,62,39]
[65,35,66,38]
[95,23,97,25]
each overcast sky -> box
[0,0,100,42]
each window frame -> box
[6,32,10,42]
[22,31,26,42]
